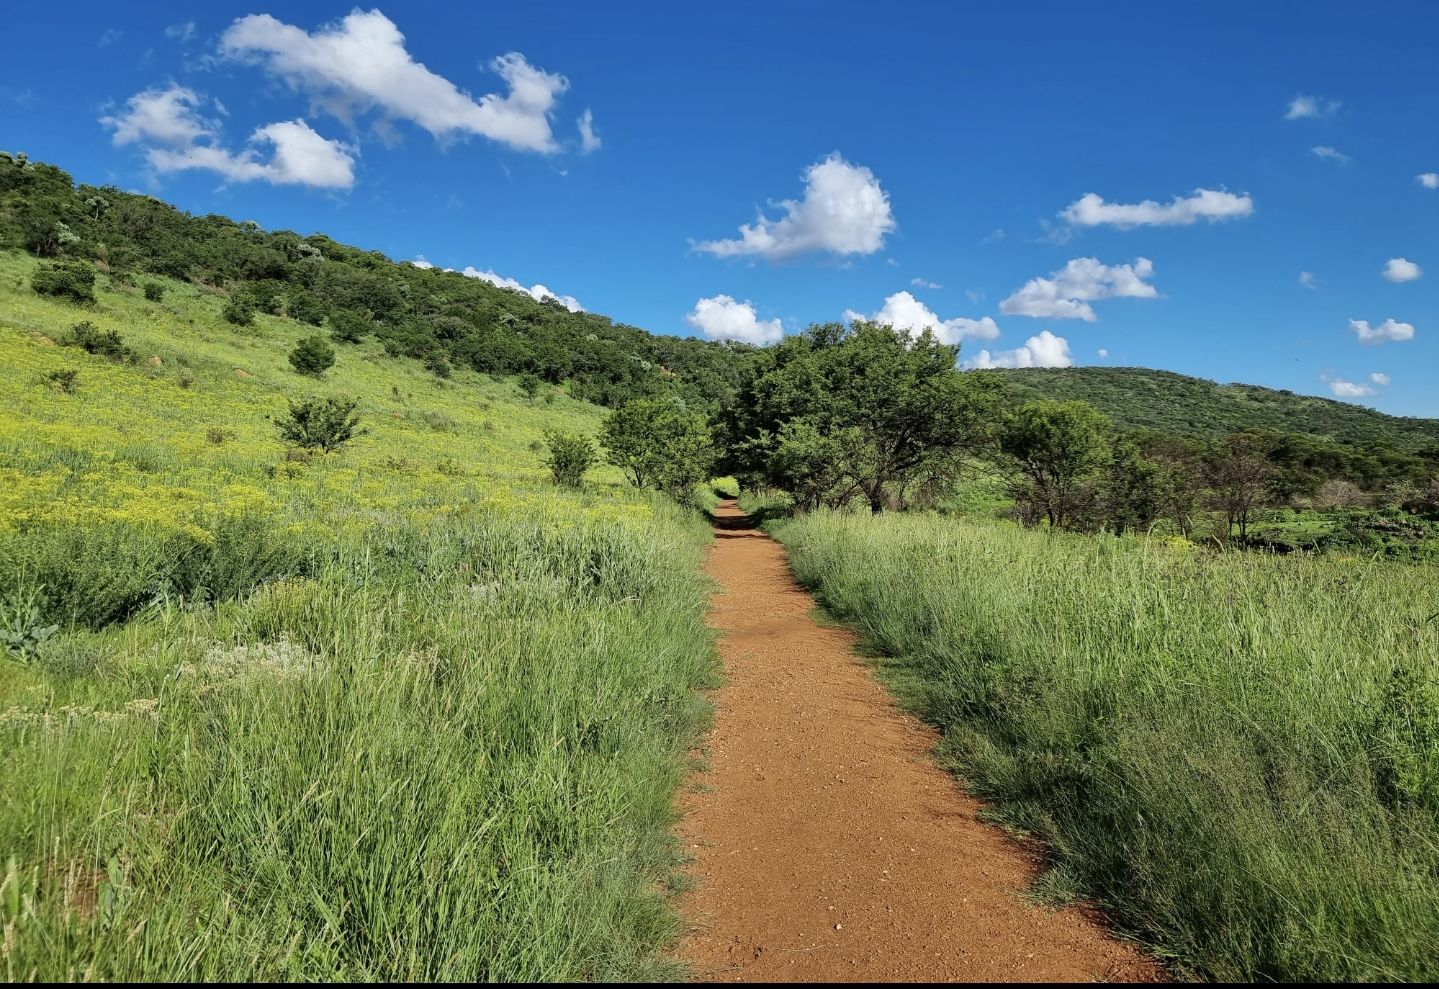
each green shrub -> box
[222,296,256,326]
[424,351,452,379]
[68,321,136,363]
[31,259,96,303]
[274,396,365,452]
[43,368,79,394]
[328,309,372,344]
[543,431,597,488]
[518,373,541,400]
[143,282,165,302]
[289,335,336,377]
[286,289,326,326]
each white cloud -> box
[1419,173,1439,190]
[461,266,582,312]
[219,10,570,154]
[577,108,600,154]
[165,21,196,43]
[1098,348,1109,359]
[1299,270,1318,289]
[98,29,123,47]
[964,330,1074,369]
[1285,94,1340,120]
[409,256,435,269]
[1329,378,1375,398]
[999,257,1158,321]
[685,295,782,345]
[910,277,942,289]
[1382,257,1422,283]
[101,84,356,188]
[1060,188,1253,228]
[1369,372,1390,386]
[1350,318,1415,345]
[844,291,999,345]
[1311,145,1349,162]
[695,154,895,261]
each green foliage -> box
[286,288,325,326]
[67,320,135,363]
[984,366,1439,454]
[221,295,256,326]
[327,308,372,344]
[43,368,79,394]
[288,334,336,377]
[518,372,542,400]
[779,510,1439,981]
[722,321,993,511]
[995,400,1110,527]
[142,281,164,302]
[542,430,598,488]
[0,585,59,662]
[601,397,714,497]
[31,258,95,303]
[274,396,364,452]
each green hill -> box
[979,366,1439,454]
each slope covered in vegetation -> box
[0,246,718,978]
[982,366,1439,453]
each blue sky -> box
[4,2,1436,414]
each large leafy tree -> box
[601,397,714,497]
[994,400,1111,528]
[721,321,993,511]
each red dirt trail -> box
[676,500,1165,983]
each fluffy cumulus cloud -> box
[695,154,895,261]
[963,330,1074,370]
[1329,378,1376,398]
[1060,188,1253,228]
[1000,257,1158,321]
[843,291,999,345]
[685,295,783,345]
[1285,94,1341,120]
[461,266,582,311]
[1383,257,1422,283]
[101,84,356,188]
[219,10,570,153]
[1350,318,1415,345]
[1326,371,1390,398]
[1419,173,1439,190]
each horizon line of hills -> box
[3,149,1435,456]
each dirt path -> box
[676,501,1164,983]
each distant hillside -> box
[0,152,758,410]
[980,367,1439,454]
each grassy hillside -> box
[981,366,1439,453]
[0,250,719,979]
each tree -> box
[142,282,165,302]
[1207,432,1276,542]
[721,321,993,512]
[994,400,1110,529]
[1101,439,1165,534]
[601,397,714,496]
[289,335,336,377]
[543,431,598,488]
[274,396,366,452]
[518,372,542,401]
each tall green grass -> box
[777,511,1439,981]
[2,504,715,981]
[0,251,720,980]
